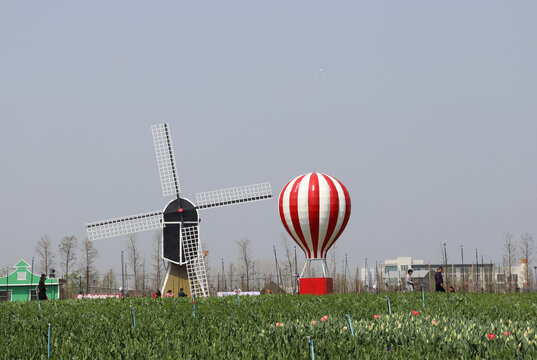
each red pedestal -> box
[299,278,333,295]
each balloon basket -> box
[299,278,333,295]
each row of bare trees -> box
[35,235,99,295]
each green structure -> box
[0,259,59,301]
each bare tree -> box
[237,238,253,291]
[228,262,235,289]
[36,235,56,276]
[58,235,78,278]
[519,232,534,291]
[152,230,163,290]
[126,234,142,292]
[81,238,99,294]
[503,232,517,292]
[328,243,337,277]
[279,233,294,287]
[354,263,361,293]
[101,269,117,291]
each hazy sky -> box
[1,1,536,277]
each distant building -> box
[0,260,60,301]
[380,256,527,292]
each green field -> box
[2,293,537,359]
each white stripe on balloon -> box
[297,173,313,258]
[322,174,347,257]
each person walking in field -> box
[435,267,446,292]
[38,274,48,300]
[406,269,417,292]
[165,290,174,298]
[177,288,187,297]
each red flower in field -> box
[321,316,328,322]
[276,322,282,327]
[373,314,380,320]
[312,320,317,325]
[432,320,438,326]
[504,331,511,336]
[487,333,496,340]
[412,311,420,316]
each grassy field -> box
[2,293,537,359]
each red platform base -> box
[299,278,333,295]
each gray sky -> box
[1,1,536,276]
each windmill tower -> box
[86,123,272,297]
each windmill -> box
[86,123,272,297]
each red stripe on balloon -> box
[308,173,320,258]
[331,178,351,246]
[319,174,340,256]
[289,174,310,258]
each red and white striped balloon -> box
[278,173,351,260]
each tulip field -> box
[2,293,537,359]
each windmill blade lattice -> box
[86,211,163,241]
[182,226,209,297]
[196,183,272,210]
[151,123,181,197]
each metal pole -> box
[534,266,537,292]
[6,266,9,301]
[221,258,226,290]
[273,246,280,293]
[461,245,465,296]
[481,255,485,292]
[294,246,298,294]
[443,243,449,298]
[343,254,348,294]
[475,249,479,293]
[47,323,51,358]
[121,251,125,296]
[30,257,35,301]
[364,258,368,292]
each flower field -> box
[2,293,537,359]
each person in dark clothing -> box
[435,267,446,292]
[38,274,48,300]
[177,288,187,297]
[153,290,161,298]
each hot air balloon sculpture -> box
[279,173,351,295]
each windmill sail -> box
[181,225,209,297]
[151,123,181,197]
[86,211,163,241]
[196,182,272,210]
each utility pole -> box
[443,243,449,298]
[294,246,298,294]
[481,255,485,292]
[475,249,479,293]
[30,256,35,301]
[221,258,227,290]
[124,262,128,294]
[343,254,348,294]
[364,258,368,292]
[375,261,379,294]
[273,245,281,293]
[121,251,125,296]
[461,245,465,296]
